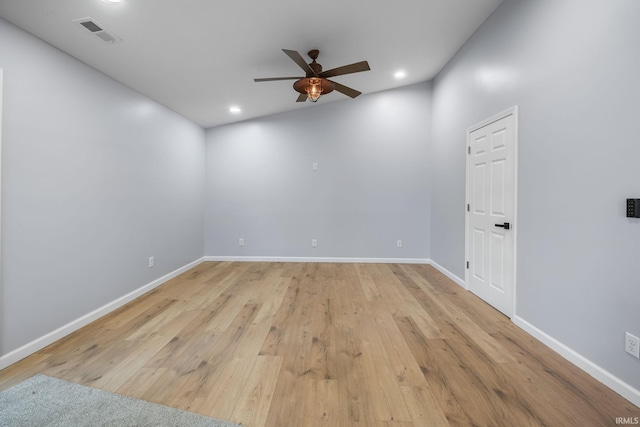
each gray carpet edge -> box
[0,374,243,427]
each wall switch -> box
[625,332,640,358]
[396,240,403,248]
[312,162,319,171]
[312,239,318,247]
[239,238,244,246]
[148,256,154,268]
[627,199,640,218]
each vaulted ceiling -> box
[0,0,502,128]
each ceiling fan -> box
[254,49,371,103]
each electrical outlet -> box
[148,256,154,268]
[311,239,318,247]
[396,240,403,248]
[625,332,640,358]
[239,238,244,246]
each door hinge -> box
[468,146,471,154]
[467,204,470,212]
[466,261,469,269]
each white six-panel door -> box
[466,108,517,317]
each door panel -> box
[472,228,486,281]
[491,159,506,216]
[490,231,505,292]
[474,163,487,213]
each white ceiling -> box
[0,0,502,128]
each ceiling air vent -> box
[73,17,121,43]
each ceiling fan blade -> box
[296,93,307,102]
[254,77,302,82]
[282,49,314,76]
[328,80,362,98]
[319,61,370,78]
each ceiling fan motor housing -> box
[307,50,323,75]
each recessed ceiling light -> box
[394,70,407,80]
[229,106,242,114]
[102,0,122,3]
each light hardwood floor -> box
[0,262,637,426]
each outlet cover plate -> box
[625,332,640,358]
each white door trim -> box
[464,105,518,317]
[0,68,4,353]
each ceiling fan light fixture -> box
[293,77,334,102]
[306,77,323,102]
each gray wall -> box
[205,83,431,260]
[0,19,205,355]
[430,0,640,389]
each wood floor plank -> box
[115,366,168,397]
[360,340,412,422]
[400,385,450,427]
[198,355,257,419]
[0,261,637,427]
[364,305,436,387]
[259,270,305,357]
[263,369,307,427]
[354,264,380,302]
[91,333,177,392]
[229,355,283,427]
[300,378,340,427]
[394,315,474,426]
[252,276,292,325]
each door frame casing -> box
[464,105,519,318]
[0,68,3,353]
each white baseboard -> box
[0,257,205,370]
[427,259,466,288]
[513,316,640,408]
[204,256,430,264]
